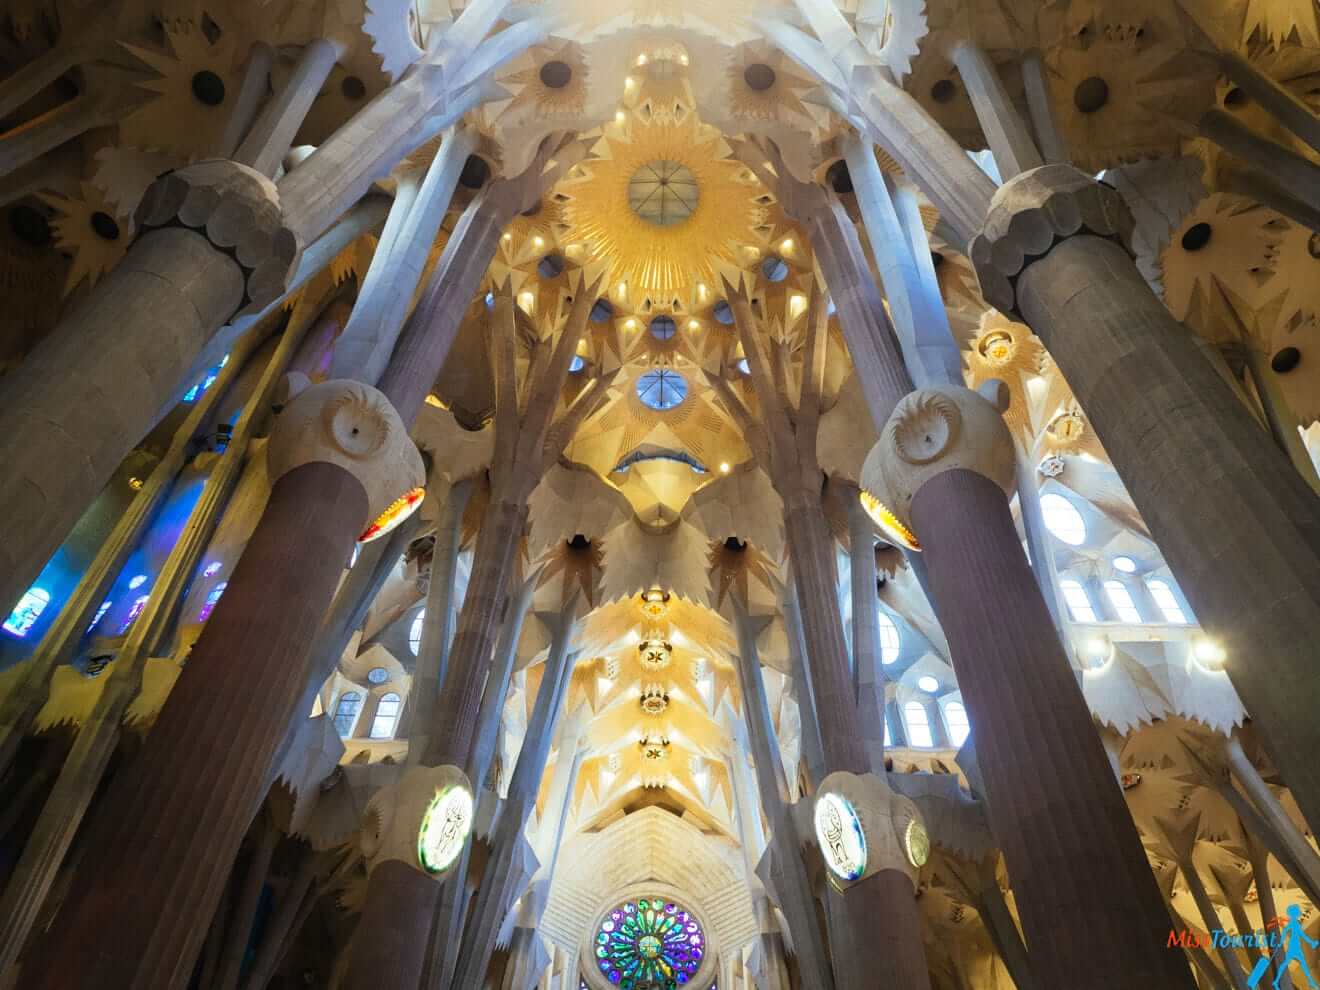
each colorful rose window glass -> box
[593,898,704,988]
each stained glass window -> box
[370,692,401,739]
[1059,580,1097,623]
[198,582,227,622]
[593,897,705,988]
[119,595,150,635]
[944,701,971,747]
[334,691,362,737]
[1103,580,1142,623]
[636,370,687,411]
[904,701,933,748]
[183,353,230,402]
[88,599,112,633]
[1147,579,1189,624]
[878,610,900,664]
[4,587,50,638]
[409,609,425,655]
[1040,492,1087,546]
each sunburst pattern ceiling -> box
[558,116,770,301]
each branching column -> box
[971,166,1320,833]
[341,272,607,990]
[23,381,423,988]
[717,276,931,990]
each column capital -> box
[860,385,1014,550]
[360,764,475,877]
[134,159,302,316]
[969,164,1134,317]
[266,378,425,539]
[813,770,929,892]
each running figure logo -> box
[1248,904,1320,989]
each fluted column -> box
[864,385,1196,989]
[0,300,330,977]
[971,165,1320,833]
[21,381,422,988]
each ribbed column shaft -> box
[24,462,366,988]
[911,467,1196,989]
[1016,234,1320,834]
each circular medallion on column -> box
[582,884,718,990]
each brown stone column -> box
[20,381,421,989]
[23,462,365,988]
[910,467,1195,989]
[972,164,1320,833]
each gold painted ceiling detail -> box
[558,115,770,302]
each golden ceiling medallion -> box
[559,116,769,302]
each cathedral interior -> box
[3,0,1320,988]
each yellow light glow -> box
[859,490,921,551]
[424,394,449,409]
[624,318,637,330]
[719,462,731,474]
[636,54,648,66]
[501,232,511,241]
[532,235,544,248]
[789,294,807,318]
[688,320,700,331]
[518,291,535,313]
[615,110,626,123]
[128,476,144,491]
[781,238,794,252]
[625,76,635,87]
[696,283,708,300]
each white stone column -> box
[236,39,343,178]
[330,127,477,386]
[1020,51,1068,164]
[947,40,1043,181]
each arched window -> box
[333,692,362,737]
[944,701,971,747]
[878,610,901,664]
[1103,580,1141,623]
[4,587,51,638]
[1040,492,1087,546]
[370,692,402,739]
[198,582,227,622]
[1059,579,1097,622]
[904,701,933,748]
[409,610,425,655]
[1146,579,1189,624]
[119,595,150,635]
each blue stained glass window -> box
[119,595,150,635]
[569,354,586,373]
[4,587,51,638]
[88,599,112,633]
[593,897,705,987]
[636,370,687,411]
[198,582,227,622]
[182,353,230,402]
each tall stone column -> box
[971,165,1320,832]
[341,275,606,990]
[21,380,423,988]
[0,298,331,976]
[862,385,1197,989]
[0,160,300,618]
[234,38,344,178]
[947,40,1043,180]
[846,488,887,772]
[719,277,931,989]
